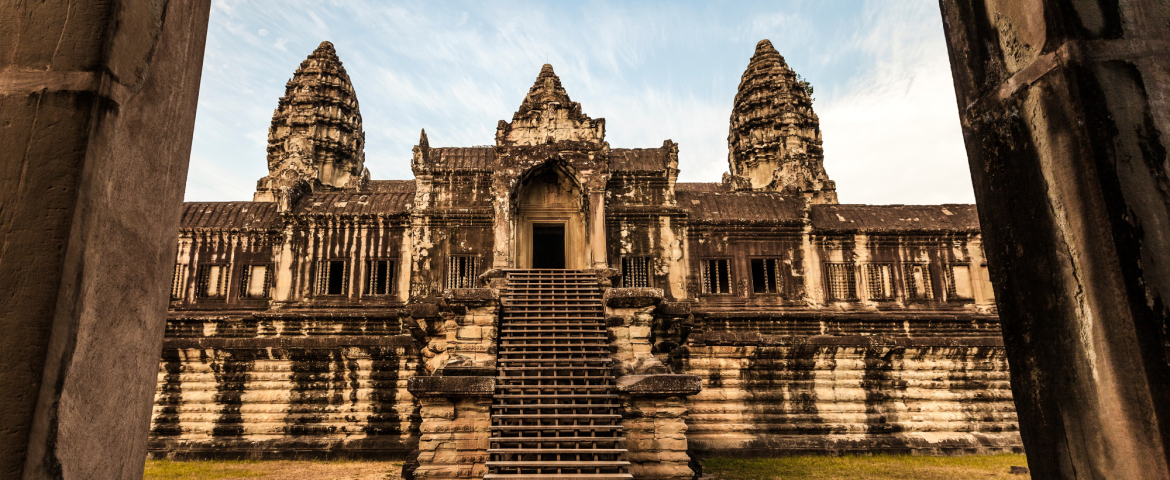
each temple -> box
[151,41,1020,479]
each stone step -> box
[487,460,630,466]
[494,394,618,399]
[492,414,621,420]
[491,269,626,478]
[488,437,625,443]
[484,474,632,480]
[488,448,626,454]
[492,404,619,410]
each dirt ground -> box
[144,460,403,480]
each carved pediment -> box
[496,64,605,147]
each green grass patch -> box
[144,460,266,479]
[702,454,1030,480]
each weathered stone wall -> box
[676,335,1018,456]
[148,315,422,459]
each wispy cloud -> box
[185,0,972,206]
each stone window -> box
[315,260,349,296]
[903,264,934,300]
[945,264,974,299]
[239,264,272,299]
[824,263,857,300]
[621,256,653,288]
[751,258,783,294]
[196,264,228,299]
[365,259,396,296]
[865,264,895,300]
[446,256,479,290]
[171,264,187,300]
[701,258,732,294]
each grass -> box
[144,460,266,479]
[144,459,402,480]
[702,454,1031,480]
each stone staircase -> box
[485,270,631,480]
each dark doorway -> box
[532,223,566,269]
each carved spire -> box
[496,64,605,147]
[412,129,430,175]
[727,39,837,203]
[255,41,368,206]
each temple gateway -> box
[152,40,1020,479]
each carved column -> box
[491,178,513,269]
[617,375,703,480]
[589,189,608,269]
[438,289,500,376]
[604,288,670,375]
[604,288,702,479]
[405,377,495,480]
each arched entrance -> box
[514,164,587,269]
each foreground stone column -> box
[0,2,210,479]
[617,375,703,480]
[406,377,495,480]
[940,1,1170,478]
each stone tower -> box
[727,39,837,204]
[255,41,368,209]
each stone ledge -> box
[615,375,702,397]
[604,288,665,308]
[407,302,442,319]
[655,301,691,317]
[442,288,499,305]
[689,333,1006,347]
[407,376,495,397]
[162,335,417,349]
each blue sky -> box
[187,0,974,205]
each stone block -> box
[408,376,495,397]
[604,287,665,308]
[409,302,442,319]
[456,326,482,340]
[617,375,703,397]
[656,301,691,317]
[443,288,499,306]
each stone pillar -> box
[940,1,1170,478]
[491,181,513,269]
[604,288,670,375]
[0,2,210,479]
[617,375,703,480]
[438,288,500,376]
[589,189,608,268]
[406,376,495,480]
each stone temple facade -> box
[151,40,1020,478]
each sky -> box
[186,0,975,205]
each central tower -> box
[490,64,611,269]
